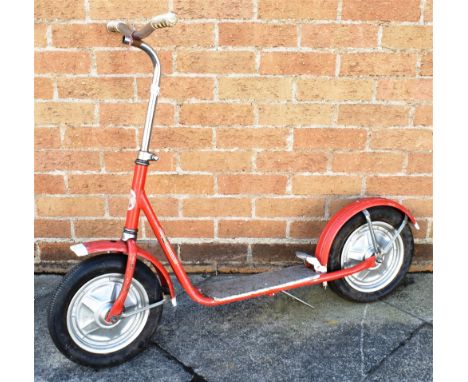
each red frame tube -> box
[100,163,380,311]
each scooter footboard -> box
[198,256,376,304]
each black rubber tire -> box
[47,253,163,368]
[327,206,414,303]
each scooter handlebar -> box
[107,13,177,40]
[106,20,134,37]
[133,12,177,40]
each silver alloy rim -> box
[66,274,149,354]
[341,221,404,293]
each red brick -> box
[146,220,214,238]
[36,197,105,217]
[218,220,286,238]
[35,151,101,172]
[297,79,373,101]
[35,51,91,74]
[294,128,367,149]
[174,0,253,19]
[340,53,417,76]
[57,78,134,100]
[180,151,252,172]
[290,220,327,238]
[89,0,168,19]
[256,152,328,172]
[218,175,287,194]
[63,128,136,149]
[258,0,338,19]
[424,0,433,22]
[35,219,71,238]
[219,23,297,47]
[35,128,61,149]
[259,104,334,126]
[217,128,288,149]
[371,129,432,150]
[377,79,432,101]
[218,77,293,101]
[382,26,433,50]
[35,102,94,125]
[183,198,251,217]
[256,198,324,217]
[35,174,66,194]
[35,24,47,47]
[342,0,420,21]
[74,219,123,238]
[260,52,335,75]
[414,106,432,126]
[177,51,256,74]
[180,243,248,263]
[52,24,119,48]
[35,0,85,19]
[152,128,212,149]
[302,24,378,48]
[333,152,404,173]
[407,153,432,174]
[68,174,131,194]
[402,199,432,217]
[35,77,54,99]
[293,175,362,195]
[180,104,253,126]
[338,105,410,127]
[36,242,74,261]
[366,176,432,196]
[420,52,433,76]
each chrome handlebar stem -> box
[123,36,161,154]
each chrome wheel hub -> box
[341,221,404,293]
[66,274,149,354]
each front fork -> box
[105,239,138,322]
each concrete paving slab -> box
[34,274,62,299]
[381,273,433,323]
[156,277,424,382]
[365,324,433,382]
[35,273,432,382]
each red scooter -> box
[48,12,418,368]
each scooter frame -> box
[69,36,418,322]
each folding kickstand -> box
[281,290,315,309]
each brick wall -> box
[34,0,433,273]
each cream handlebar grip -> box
[150,12,177,29]
[132,12,177,40]
[106,21,134,37]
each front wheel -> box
[328,206,414,303]
[48,254,163,368]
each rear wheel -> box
[48,254,163,368]
[328,207,414,302]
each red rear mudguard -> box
[315,197,418,266]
